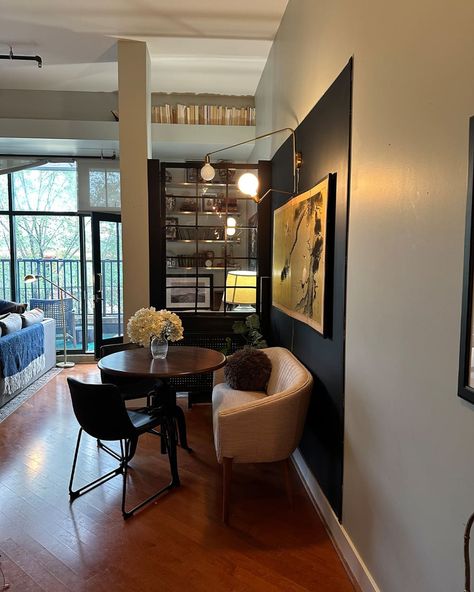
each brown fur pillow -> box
[224,348,272,391]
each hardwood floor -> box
[0,365,355,592]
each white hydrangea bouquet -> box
[127,307,184,347]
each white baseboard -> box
[291,449,380,592]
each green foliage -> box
[219,314,268,356]
[220,336,233,357]
[232,314,268,349]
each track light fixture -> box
[0,46,43,68]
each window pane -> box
[0,175,8,210]
[0,215,11,300]
[12,163,77,212]
[99,220,123,340]
[89,169,121,209]
[16,215,84,351]
[84,217,94,352]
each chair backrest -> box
[263,347,313,455]
[30,297,74,331]
[265,347,312,396]
[98,342,143,389]
[99,341,139,359]
[67,377,135,441]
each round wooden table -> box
[98,345,226,379]
[98,346,226,487]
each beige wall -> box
[118,40,151,326]
[253,1,474,590]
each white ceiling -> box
[0,0,289,95]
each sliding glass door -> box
[91,213,123,357]
[0,160,122,356]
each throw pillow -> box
[224,348,272,392]
[0,299,27,314]
[0,312,23,335]
[21,307,45,327]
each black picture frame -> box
[459,117,474,404]
[186,166,204,184]
[165,217,178,240]
[166,274,213,309]
[202,193,218,212]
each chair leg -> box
[69,429,123,501]
[70,431,177,519]
[121,430,178,520]
[97,438,136,463]
[222,457,233,524]
[282,458,293,508]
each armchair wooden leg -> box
[282,458,293,508]
[222,457,233,524]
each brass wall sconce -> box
[200,127,302,201]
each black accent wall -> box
[270,60,352,518]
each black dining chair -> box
[98,342,165,459]
[99,342,191,452]
[67,377,179,519]
[99,342,161,405]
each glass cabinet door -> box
[163,163,259,314]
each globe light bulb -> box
[200,162,215,181]
[226,226,236,237]
[238,172,259,197]
[226,217,236,227]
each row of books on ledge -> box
[151,104,256,126]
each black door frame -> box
[91,212,122,358]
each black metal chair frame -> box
[98,342,192,454]
[67,378,180,519]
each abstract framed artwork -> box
[166,274,213,310]
[459,117,474,404]
[272,174,335,336]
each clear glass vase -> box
[150,335,168,359]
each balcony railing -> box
[0,258,122,319]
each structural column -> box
[117,39,151,327]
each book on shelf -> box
[151,103,255,126]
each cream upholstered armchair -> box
[212,347,313,522]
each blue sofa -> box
[0,318,57,409]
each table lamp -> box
[225,270,257,312]
[24,274,79,368]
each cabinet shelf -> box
[166,182,237,188]
[168,266,240,271]
[166,210,241,216]
[170,239,240,244]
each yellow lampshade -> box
[225,270,256,305]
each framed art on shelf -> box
[166,195,176,212]
[166,274,213,309]
[186,167,204,183]
[202,193,218,212]
[248,212,258,264]
[165,217,178,240]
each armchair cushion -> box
[224,348,272,391]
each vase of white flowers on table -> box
[127,307,184,359]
